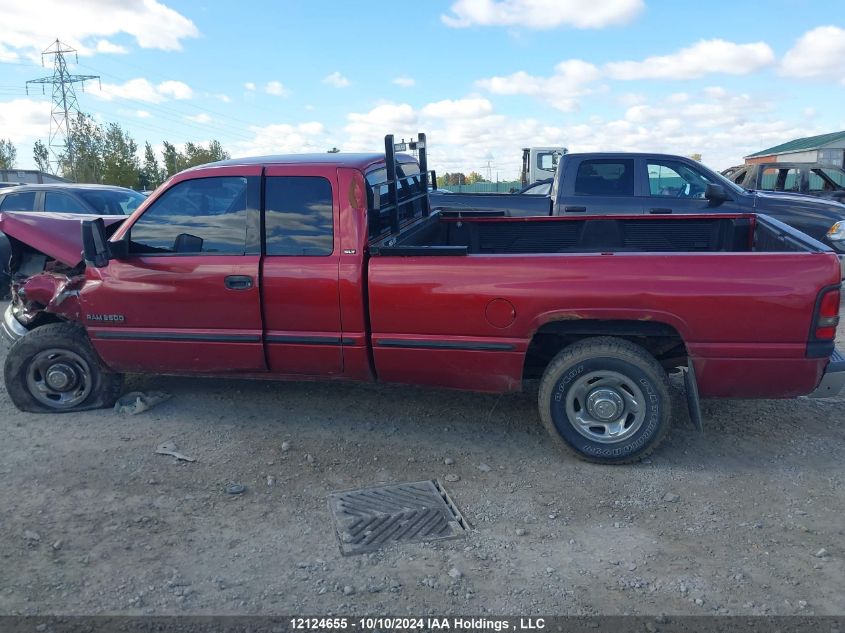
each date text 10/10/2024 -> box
[290,617,546,630]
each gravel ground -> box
[0,315,843,616]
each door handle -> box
[649,207,673,214]
[564,206,587,212]
[224,275,253,290]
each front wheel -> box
[4,322,123,413]
[538,337,671,464]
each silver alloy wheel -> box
[26,348,92,409]
[564,370,646,443]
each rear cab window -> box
[573,159,634,196]
[264,176,334,256]
[365,160,426,240]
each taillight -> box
[815,288,840,339]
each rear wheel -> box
[4,322,123,413]
[538,337,671,464]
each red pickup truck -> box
[1,134,843,464]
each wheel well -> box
[523,319,687,380]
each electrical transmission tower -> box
[26,39,100,179]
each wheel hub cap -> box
[26,348,92,410]
[586,388,624,421]
[45,363,77,391]
[562,370,648,444]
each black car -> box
[0,183,145,216]
[723,162,845,202]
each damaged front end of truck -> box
[0,212,125,343]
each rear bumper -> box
[1,303,28,344]
[808,348,845,398]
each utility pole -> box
[26,39,100,179]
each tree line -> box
[0,112,230,191]
[437,171,489,186]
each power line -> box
[26,39,100,179]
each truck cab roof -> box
[192,152,418,172]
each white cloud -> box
[233,121,329,156]
[214,93,231,103]
[476,59,601,111]
[422,98,493,119]
[781,26,845,84]
[441,0,643,29]
[94,39,127,54]
[393,76,416,88]
[96,78,192,103]
[265,81,288,96]
[0,0,198,57]
[322,71,350,88]
[135,109,151,118]
[345,103,418,150]
[244,82,256,91]
[185,113,212,124]
[605,39,775,80]
[0,99,53,144]
[157,80,192,100]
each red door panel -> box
[84,256,264,373]
[261,165,343,375]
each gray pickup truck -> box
[429,152,845,252]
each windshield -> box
[78,189,146,215]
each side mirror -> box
[81,218,110,268]
[705,183,728,204]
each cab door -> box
[261,165,343,375]
[83,167,266,374]
[556,157,643,214]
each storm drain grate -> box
[328,480,468,555]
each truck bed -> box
[372,212,825,256]
[366,210,839,399]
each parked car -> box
[0,134,842,465]
[0,183,145,215]
[429,153,845,252]
[723,162,845,201]
[0,184,142,295]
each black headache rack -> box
[367,133,438,245]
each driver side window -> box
[647,161,711,198]
[129,176,250,255]
[648,163,685,197]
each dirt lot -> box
[1,318,843,617]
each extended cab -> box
[1,135,843,464]
[429,152,845,252]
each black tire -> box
[538,337,671,464]
[3,322,123,413]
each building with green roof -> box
[744,131,845,168]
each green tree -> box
[466,171,487,184]
[439,172,466,186]
[0,139,17,169]
[101,122,140,188]
[161,141,183,177]
[62,112,104,182]
[33,140,50,174]
[139,142,164,190]
[182,140,230,169]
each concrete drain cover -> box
[328,480,468,555]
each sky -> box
[0,0,843,180]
